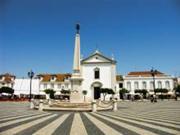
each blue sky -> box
[0,0,180,77]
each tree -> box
[135,89,148,99]
[82,90,88,102]
[174,85,180,96]
[154,88,168,99]
[154,88,168,94]
[100,88,115,101]
[61,89,71,95]
[0,87,14,94]
[44,89,56,99]
[119,88,129,100]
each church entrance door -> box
[94,87,100,99]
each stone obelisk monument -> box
[70,24,83,103]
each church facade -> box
[81,50,117,101]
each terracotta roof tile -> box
[38,73,71,82]
[0,73,15,83]
[127,71,166,77]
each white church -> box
[0,24,175,100]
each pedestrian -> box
[150,95,153,103]
[175,95,177,101]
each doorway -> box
[94,87,100,99]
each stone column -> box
[92,100,97,112]
[30,99,35,109]
[113,99,117,111]
[48,99,52,106]
[39,100,44,111]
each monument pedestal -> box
[70,76,83,103]
[70,90,83,103]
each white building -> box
[0,73,15,89]
[124,71,174,95]
[13,78,40,96]
[81,50,117,101]
[37,74,71,95]
[177,77,180,85]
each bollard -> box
[92,100,97,112]
[30,99,35,109]
[39,100,44,111]
[48,99,52,106]
[113,99,117,111]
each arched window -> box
[158,81,162,89]
[134,82,139,90]
[142,82,147,89]
[94,68,100,79]
[150,81,154,90]
[165,81,170,89]
[127,82,131,91]
[51,83,54,89]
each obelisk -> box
[70,23,83,103]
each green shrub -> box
[44,89,56,99]
[0,87,14,94]
[135,89,148,99]
[154,88,168,94]
[100,88,115,101]
[174,85,180,96]
[61,89,71,95]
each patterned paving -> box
[0,101,180,135]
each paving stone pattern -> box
[0,101,180,135]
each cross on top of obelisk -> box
[76,23,80,34]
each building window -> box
[158,81,162,89]
[127,82,131,91]
[44,84,47,89]
[165,81,170,89]
[94,68,100,79]
[51,76,56,81]
[51,83,54,89]
[150,81,154,90]
[119,83,123,88]
[65,84,68,89]
[58,84,61,89]
[142,82,147,89]
[134,82,139,90]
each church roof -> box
[37,73,71,82]
[126,71,167,77]
[81,50,117,64]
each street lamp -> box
[28,70,34,102]
[150,68,158,94]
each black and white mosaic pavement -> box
[0,101,180,135]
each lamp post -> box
[28,70,34,102]
[150,68,157,94]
